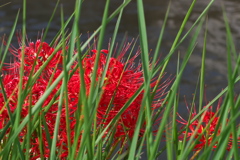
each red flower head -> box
[7,39,63,77]
[0,38,171,158]
[79,44,171,142]
[177,101,238,152]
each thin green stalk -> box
[61,6,72,158]
[168,52,180,160]
[152,0,215,80]
[94,1,126,157]
[128,0,153,158]
[95,38,139,158]
[198,110,240,159]
[50,3,79,157]
[151,17,205,159]
[0,2,11,7]
[198,18,208,112]
[0,2,131,154]
[0,10,19,71]
[22,0,60,95]
[14,0,26,130]
[49,77,65,159]
[99,0,125,87]
[222,8,239,159]
[72,1,134,157]
[150,1,171,100]
[226,37,239,160]
[11,0,27,159]
[67,0,82,62]
[85,0,111,158]
[88,0,110,104]
[179,108,220,160]
[152,1,171,69]
[25,90,33,159]
[70,32,86,160]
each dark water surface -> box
[0,0,240,157]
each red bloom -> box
[177,102,237,151]
[0,38,171,158]
[7,39,63,77]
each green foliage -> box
[0,0,239,159]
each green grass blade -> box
[152,16,205,160]
[87,0,110,105]
[11,0,26,158]
[0,10,19,70]
[129,0,153,158]
[198,19,208,112]
[61,5,71,158]
[152,1,171,69]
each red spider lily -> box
[7,39,63,77]
[177,101,239,152]
[0,38,171,159]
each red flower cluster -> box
[178,103,237,151]
[0,39,170,159]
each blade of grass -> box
[151,16,205,160]
[222,7,239,159]
[198,18,208,112]
[128,0,153,158]
[62,5,71,158]
[212,18,238,160]
[0,10,19,70]
[198,109,240,159]
[87,0,110,105]
[94,0,126,158]
[99,0,125,87]
[0,1,133,155]
[150,1,171,100]
[226,33,239,160]
[10,0,26,158]
[152,0,215,79]
[75,3,133,158]
[82,0,111,158]
[166,52,181,160]
[0,2,11,8]
[49,26,67,159]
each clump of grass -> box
[0,0,239,159]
